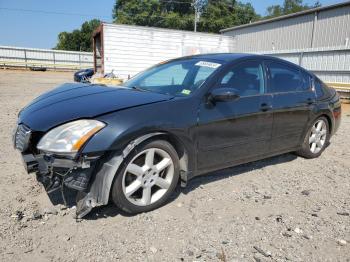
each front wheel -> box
[111,139,179,214]
[297,116,330,159]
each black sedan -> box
[13,54,341,218]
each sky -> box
[0,0,345,49]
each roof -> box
[175,53,307,68]
[220,1,350,33]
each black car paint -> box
[16,54,341,218]
[19,83,173,131]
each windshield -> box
[123,59,223,96]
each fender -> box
[75,132,190,218]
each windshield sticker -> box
[181,89,191,95]
[195,61,221,69]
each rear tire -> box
[111,139,179,215]
[296,116,330,159]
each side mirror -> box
[208,88,240,103]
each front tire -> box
[297,116,330,159]
[111,139,179,214]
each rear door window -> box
[267,61,303,93]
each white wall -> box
[102,24,235,79]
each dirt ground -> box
[0,69,349,262]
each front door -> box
[196,60,273,173]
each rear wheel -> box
[111,140,179,214]
[297,116,330,159]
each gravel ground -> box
[0,69,349,262]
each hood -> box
[19,83,173,131]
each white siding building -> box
[93,23,235,79]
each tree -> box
[55,0,324,51]
[266,0,321,18]
[112,0,260,33]
[198,1,259,33]
[112,0,194,30]
[55,19,101,51]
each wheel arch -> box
[75,131,194,218]
[127,131,193,184]
[113,128,195,184]
[117,131,194,191]
[319,113,333,134]
[149,133,191,180]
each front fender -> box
[81,98,197,154]
[76,132,165,218]
[75,98,198,218]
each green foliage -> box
[55,19,101,51]
[112,0,260,33]
[55,0,322,51]
[198,1,259,33]
[266,0,321,18]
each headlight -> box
[37,119,105,154]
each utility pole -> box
[193,0,201,32]
[192,0,208,32]
[194,3,197,32]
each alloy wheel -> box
[122,148,174,206]
[309,119,327,154]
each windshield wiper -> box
[130,86,153,92]
[130,86,147,92]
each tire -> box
[111,139,179,214]
[296,116,330,159]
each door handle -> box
[260,103,272,112]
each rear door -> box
[266,60,315,153]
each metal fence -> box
[261,46,350,84]
[261,46,350,99]
[0,46,94,70]
[1,45,349,86]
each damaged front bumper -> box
[16,130,185,219]
[20,152,100,218]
